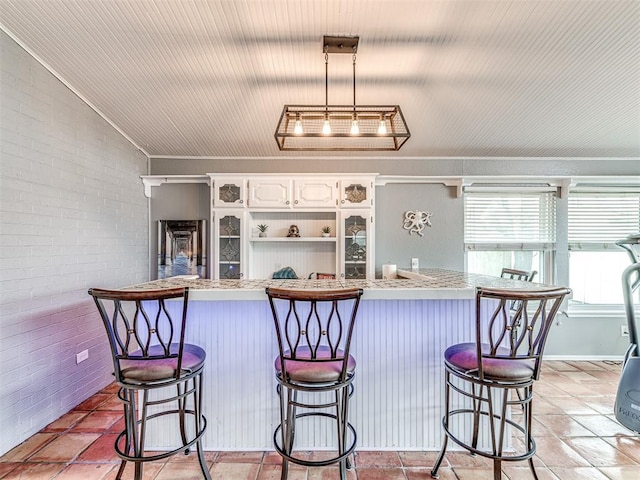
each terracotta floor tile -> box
[544,396,601,415]
[166,449,218,465]
[0,433,56,462]
[2,462,65,479]
[355,467,406,480]
[444,451,494,469]
[55,463,114,479]
[1,361,637,480]
[155,461,211,480]
[262,451,283,465]
[102,461,165,480]
[0,463,19,478]
[209,462,260,480]
[100,383,121,394]
[73,394,111,411]
[503,465,560,479]
[562,437,637,467]
[75,433,120,463]
[42,412,88,432]
[536,414,596,437]
[407,466,457,480]
[355,451,402,467]
[257,463,308,480]
[582,396,618,415]
[28,433,100,462]
[398,450,446,468]
[572,415,634,437]
[533,437,591,468]
[452,467,496,480]
[217,451,265,463]
[96,395,123,411]
[601,436,640,464]
[598,466,640,480]
[548,466,610,479]
[70,411,122,433]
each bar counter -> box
[124,269,549,451]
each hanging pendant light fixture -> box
[274,35,410,151]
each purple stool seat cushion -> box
[444,342,535,382]
[275,345,356,383]
[119,343,206,382]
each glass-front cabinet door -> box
[340,212,372,279]
[216,211,244,279]
[339,179,373,208]
[213,178,246,207]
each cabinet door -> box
[215,211,244,279]
[340,212,373,279]
[213,178,246,207]
[248,179,292,208]
[293,179,338,208]
[339,179,373,208]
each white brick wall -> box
[0,32,149,455]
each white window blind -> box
[568,191,640,249]
[464,191,556,248]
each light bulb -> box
[377,118,387,135]
[294,119,303,135]
[322,119,331,135]
[350,119,359,135]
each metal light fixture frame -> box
[275,35,411,151]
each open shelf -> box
[250,237,336,242]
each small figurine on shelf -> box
[287,225,300,237]
[257,224,268,237]
[321,226,331,237]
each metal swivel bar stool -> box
[431,286,570,480]
[88,287,211,480]
[265,287,364,480]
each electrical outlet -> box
[621,325,630,337]
[76,349,89,364]
[411,258,419,271]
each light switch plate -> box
[411,258,419,271]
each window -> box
[464,189,557,281]
[568,189,640,305]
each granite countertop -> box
[124,268,555,301]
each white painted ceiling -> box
[1,0,639,159]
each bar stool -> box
[265,287,364,480]
[431,286,570,480]
[88,287,211,480]
[500,267,537,282]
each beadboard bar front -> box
[128,269,544,450]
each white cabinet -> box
[340,211,373,279]
[208,173,376,279]
[339,179,373,208]
[248,179,292,208]
[248,178,338,209]
[214,210,245,279]
[213,178,246,207]
[293,178,338,208]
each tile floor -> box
[1,361,638,479]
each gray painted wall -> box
[375,183,464,274]
[0,32,149,455]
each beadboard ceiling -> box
[1,0,638,159]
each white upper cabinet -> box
[213,177,246,207]
[248,179,292,208]
[293,178,338,208]
[339,178,374,208]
